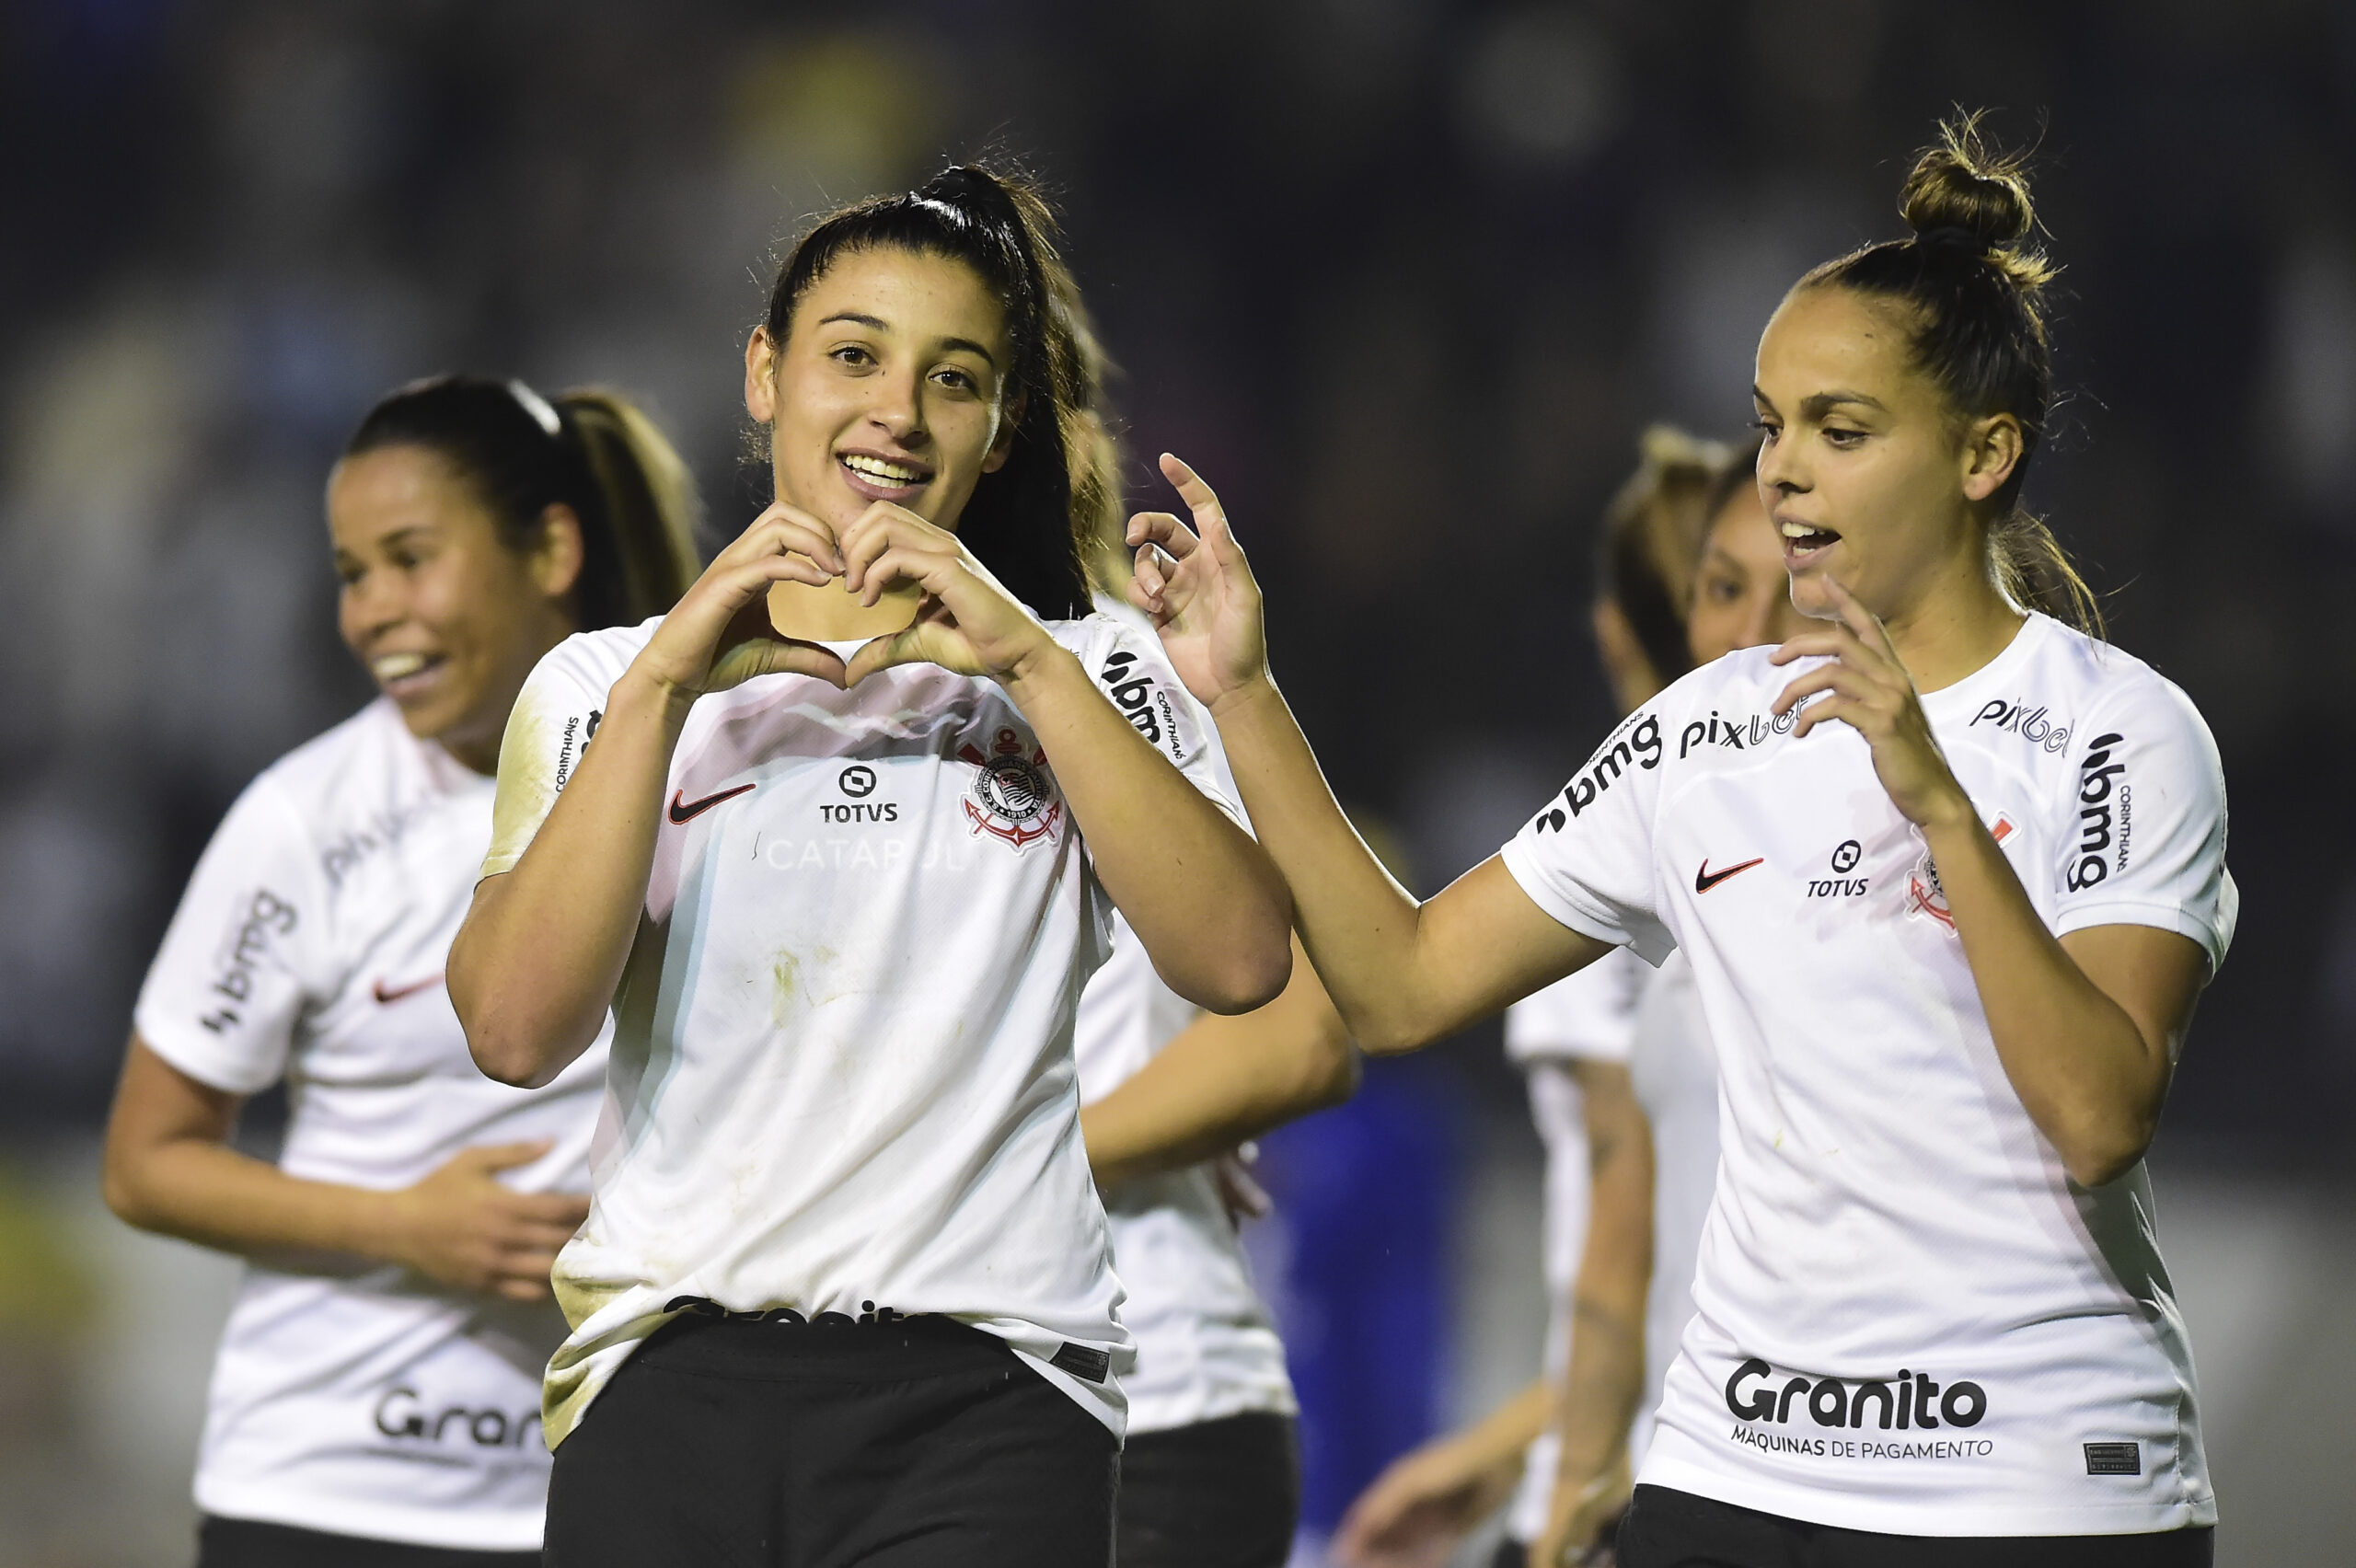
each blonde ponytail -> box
[558,389,703,626]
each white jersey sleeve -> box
[2048,676,2235,974]
[1075,617,1243,825]
[1499,707,1677,963]
[480,627,641,878]
[133,775,333,1094]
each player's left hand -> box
[1767,575,1973,832]
[837,502,1057,688]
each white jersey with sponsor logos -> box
[486,613,1242,1446]
[133,698,608,1551]
[1623,952,1718,1473]
[1073,596,1296,1435]
[1500,612,2234,1536]
[1498,948,1646,1543]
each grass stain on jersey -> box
[489,691,561,869]
[771,951,802,1026]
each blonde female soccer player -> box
[1129,117,2227,1567]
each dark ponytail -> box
[344,375,701,630]
[1799,112,2102,637]
[759,162,1100,620]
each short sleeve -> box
[482,645,611,878]
[1499,707,1676,964]
[2050,677,2235,974]
[133,776,329,1094]
[1083,621,1245,827]
[1504,945,1648,1066]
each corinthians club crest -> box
[960,727,1062,851]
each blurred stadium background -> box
[4,1,2354,1562]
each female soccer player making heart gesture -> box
[1131,116,2228,1568]
[449,164,1290,1568]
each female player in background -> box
[1071,414,1360,1568]
[1131,116,2229,1564]
[1336,433,1806,1568]
[1525,447,1814,1568]
[103,375,699,1566]
[449,165,1291,1567]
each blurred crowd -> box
[4,0,2355,1561]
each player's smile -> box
[836,447,935,505]
[369,648,451,705]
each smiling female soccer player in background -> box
[449,165,1291,1567]
[1129,115,2230,1566]
[103,375,699,1567]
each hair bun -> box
[918,165,1011,222]
[1898,112,2036,255]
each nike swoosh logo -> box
[668,783,755,824]
[1694,857,1765,894]
[372,973,444,1005]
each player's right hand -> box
[630,502,852,701]
[1126,454,1271,711]
[385,1140,591,1303]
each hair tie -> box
[505,379,563,441]
[1916,225,1989,257]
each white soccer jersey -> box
[486,614,1242,1447]
[1073,918,1299,1435]
[133,698,608,1551]
[1500,613,2234,1536]
[1623,952,1718,1473]
[1498,948,1646,1542]
[1072,596,1295,1435]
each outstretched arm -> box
[1082,935,1358,1188]
[1127,456,1611,1053]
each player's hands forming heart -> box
[837,502,1058,688]
[632,502,853,698]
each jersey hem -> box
[1123,1383,1299,1435]
[1635,1452,2218,1537]
[194,1482,546,1552]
